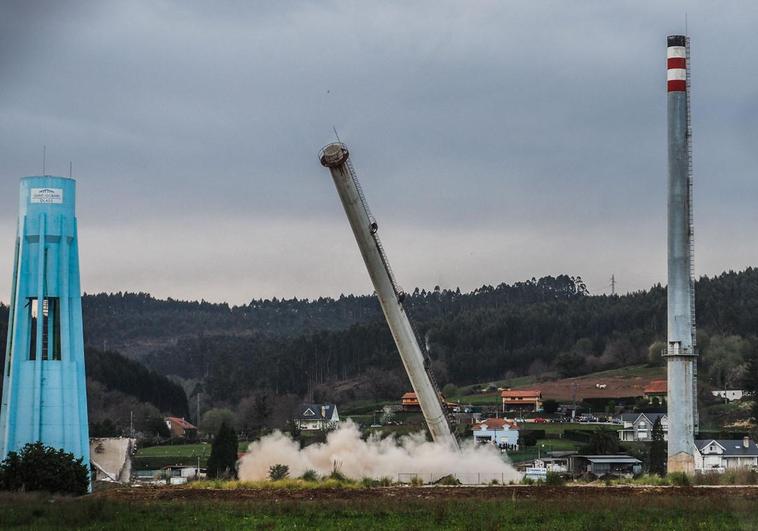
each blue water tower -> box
[0,176,90,472]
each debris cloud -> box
[238,421,520,483]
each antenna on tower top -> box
[69,161,73,179]
[332,126,342,144]
[42,146,46,176]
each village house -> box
[401,392,420,411]
[400,392,454,412]
[695,438,758,472]
[500,389,542,412]
[294,403,340,431]
[711,389,745,402]
[164,417,198,439]
[472,417,519,447]
[617,413,668,442]
[643,380,667,404]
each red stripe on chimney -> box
[668,80,686,92]
[668,57,686,70]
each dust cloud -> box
[238,420,520,483]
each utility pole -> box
[130,410,134,438]
[610,274,616,296]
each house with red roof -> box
[165,416,198,439]
[643,380,667,404]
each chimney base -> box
[667,451,695,475]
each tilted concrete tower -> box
[0,177,90,472]
[665,35,697,473]
[320,143,459,451]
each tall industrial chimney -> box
[666,34,697,474]
[319,143,459,451]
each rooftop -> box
[501,389,541,399]
[165,417,197,430]
[696,439,758,457]
[644,380,667,394]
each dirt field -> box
[94,484,758,503]
[514,367,666,401]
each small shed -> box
[571,454,642,477]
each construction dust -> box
[237,420,519,483]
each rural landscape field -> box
[4,1,758,529]
[4,485,758,530]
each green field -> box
[2,489,757,530]
[133,442,250,469]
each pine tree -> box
[206,422,238,479]
[649,417,666,476]
[742,340,758,421]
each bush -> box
[668,472,690,486]
[300,469,318,481]
[545,472,565,486]
[435,474,461,485]
[0,442,89,495]
[268,464,290,481]
[328,469,347,482]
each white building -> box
[617,413,668,442]
[711,390,744,402]
[695,438,758,472]
[294,403,340,431]
[472,418,519,447]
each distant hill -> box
[2,269,758,414]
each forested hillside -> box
[81,292,383,356]
[2,269,758,419]
[85,348,188,418]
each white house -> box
[472,418,519,447]
[695,438,758,472]
[711,390,745,402]
[294,403,340,431]
[617,413,668,442]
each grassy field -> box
[133,442,250,469]
[3,488,758,530]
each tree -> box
[584,430,620,455]
[742,339,758,420]
[442,383,458,398]
[200,408,236,437]
[649,417,666,476]
[237,393,272,436]
[0,442,89,495]
[269,464,289,480]
[647,341,666,367]
[206,422,239,479]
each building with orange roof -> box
[643,380,667,404]
[500,389,542,412]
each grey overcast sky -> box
[1,1,757,304]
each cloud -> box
[0,1,756,302]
